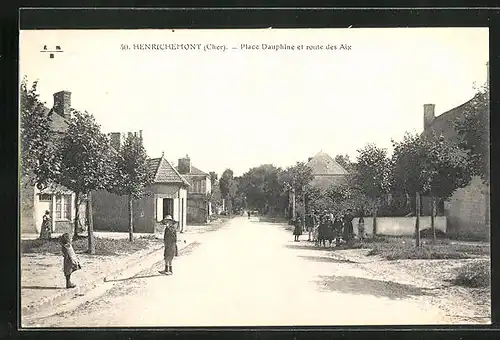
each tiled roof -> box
[148,157,190,186]
[174,165,209,176]
[306,151,348,176]
[42,107,69,133]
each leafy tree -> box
[109,133,154,242]
[219,169,237,215]
[454,82,489,182]
[57,110,114,253]
[279,162,314,218]
[334,154,354,172]
[20,77,59,188]
[352,144,392,235]
[391,132,471,245]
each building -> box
[421,81,490,240]
[175,155,212,224]
[20,90,87,236]
[92,147,189,233]
[306,151,349,188]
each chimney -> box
[423,104,435,130]
[53,91,72,119]
[178,154,191,174]
[110,132,121,151]
[139,130,143,140]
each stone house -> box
[306,151,349,188]
[175,155,213,224]
[92,143,189,233]
[421,88,490,240]
[20,90,87,236]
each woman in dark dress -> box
[293,213,303,242]
[39,210,52,239]
[343,209,355,243]
[333,215,343,246]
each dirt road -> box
[23,217,489,327]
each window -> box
[39,194,52,201]
[55,194,72,220]
[63,194,72,219]
[55,195,62,219]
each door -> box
[35,194,52,233]
[162,198,174,219]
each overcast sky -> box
[19,28,488,176]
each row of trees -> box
[21,78,153,253]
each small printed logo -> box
[40,45,64,58]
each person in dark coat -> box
[160,215,178,275]
[247,210,251,219]
[39,210,52,240]
[293,213,303,242]
[333,214,343,246]
[60,233,81,288]
[343,209,355,243]
[317,211,329,247]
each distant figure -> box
[60,233,81,289]
[358,216,366,240]
[343,209,355,243]
[333,215,343,246]
[317,210,329,247]
[39,210,52,239]
[247,211,251,219]
[305,211,317,242]
[160,215,178,275]
[293,213,303,242]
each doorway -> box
[162,198,174,219]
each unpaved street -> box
[24,217,488,327]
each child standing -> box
[60,233,81,288]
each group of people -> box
[293,209,366,246]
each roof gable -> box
[306,151,348,175]
[148,157,190,185]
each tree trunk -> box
[73,192,80,240]
[128,194,134,242]
[87,191,95,254]
[415,191,421,247]
[431,196,436,242]
[372,199,378,236]
[291,188,296,221]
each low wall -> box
[358,216,447,237]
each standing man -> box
[343,209,355,244]
[159,215,178,275]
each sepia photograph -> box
[19,27,490,327]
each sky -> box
[19,28,489,176]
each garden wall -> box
[358,216,447,237]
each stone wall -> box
[359,216,447,237]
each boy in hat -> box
[160,215,178,275]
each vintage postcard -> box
[19,27,490,328]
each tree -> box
[335,154,354,172]
[219,169,237,215]
[279,162,314,219]
[20,77,59,189]
[454,82,489,182]
[391,132,470,245]
[109,133,154,242]
[426,134,471,240]
[352,144,392,235]
[57,110,114,253]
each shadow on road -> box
[105,273,164,283]
[21,286,65,290]
[315,275,433,300]
[285,243,331,251]
[299,255,358,264]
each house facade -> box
[20,90,86,236]
[175,155,212,224]
[422,91,490,240]
[92,148,189,233]
[306,151,349,188]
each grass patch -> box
[364,236,489,260]
[21,236,152,256]
[452,260,491,288]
